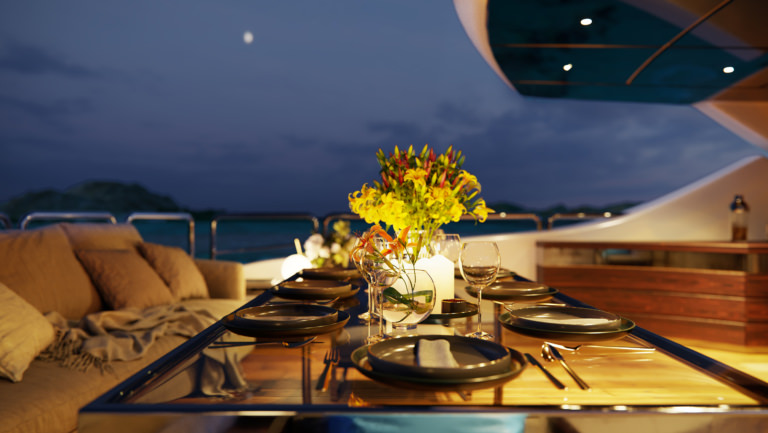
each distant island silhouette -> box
[0,180,639,226]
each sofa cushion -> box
[0,333,186,433]
[75,249,174,310]
[61,222,143,250]
[0,225,103,319]
[0,282,56,383]
[138,242,209,301]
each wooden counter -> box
[536,241,768,348]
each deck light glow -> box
[723,66,734,73]
[563,63,573,71]
[243,31,254,44]
[580,18,592,26]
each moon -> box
[243,31,254,44]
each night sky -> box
[0,1,761,215]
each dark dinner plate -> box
[466,281,558,303]
[506,305,622,332]
[455,267,515,280]
[270,279,359,300]
[222,310,350,338]
[366,335,512,380]
[234,304,338,329]
[300,267,360,280]
[351,344,526,392]
[499,311,635,342]
[423,301,478,324]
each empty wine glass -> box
[433,233,461,263]
[459,241,500,340]
[359,235,397,343]
[351,237,375,322]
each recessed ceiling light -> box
[563,63,573,71]
[580,18,592,26]
[723,66,735,74]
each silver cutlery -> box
[541,343,591,390]
[546,342,655,353]
[210,336,318,349]
[524,352,567,390]
[316,347,340,391]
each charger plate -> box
[499,310,635,343]
[351,344,525,392]
[366,335,512,379]
[222,309,349,338]
[466,281,558,302]
[271,279,358,300]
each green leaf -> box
[382,287,413,307]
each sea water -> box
[133,217,542,264]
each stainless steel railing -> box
[321,212,543,236]
[126,212,195,256]
[547,212,619,229]
[20,211,118,229]
[0,213,11,229]
[210,213,320,260]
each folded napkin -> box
[417,339,459,368]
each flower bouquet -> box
[303,220,356,269]
[349,144,493,317]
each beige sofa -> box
[0,223,247,433]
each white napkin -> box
[417,339,459,368]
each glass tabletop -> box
[79,276,768,432]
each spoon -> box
[547,342,655,353]
[541,343,590,390]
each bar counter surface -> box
[79,273,768,433]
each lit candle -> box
[416,255,455,314]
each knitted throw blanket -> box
[40,304,217,374]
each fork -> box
[209,336,318,349]
[316,347,340,391]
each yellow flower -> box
[403,168,428,188]
[472,199,493,223]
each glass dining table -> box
[79,273,768,433]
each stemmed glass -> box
[433,233,461,264]
[358,235,398,343]
[459,241,500,340]
[352,237,375,322]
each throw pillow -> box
[0,282,56,382]
[61,223,143,250]
[75,249,175,310]
[138,242,209,301]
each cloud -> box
[0,39,97,77]
[0,95,94,128]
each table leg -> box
[302,344,312,405]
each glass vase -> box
[381,268,436,335]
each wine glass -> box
[459,241,500,340]
[433,233,461,263]
[351,237,375,322]
[358,235,397,343]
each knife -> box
[524,353,567,390]
[547,343,591,390]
